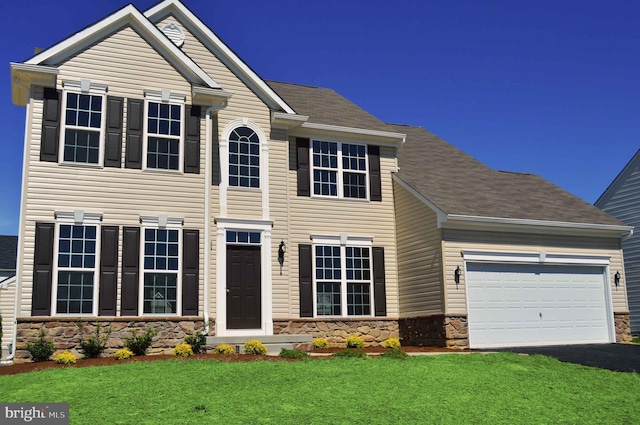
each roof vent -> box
[161,23,185,48]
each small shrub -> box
[77,322,111,359]
[332,348,367,358]
[345,335,364,348]
[279,348,309,359]
[124,328,156,356]
[26,329,55,362]
[174,343,194,357]
[184,331,207,354]
[115,348,134,360]
[214,344,235,355]
[244,340,267,355]
[380,348,408,359]
[55,350,77,364]
[312,338,329,349]
[633,336,640,344]
[382,337,401,350]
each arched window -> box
[229,126,260,188]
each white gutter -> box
[300,122,405,145]
[622,228,634,242]
[202,102,228,335]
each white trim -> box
[62,79,108,94]
[144,0,295,114]
[219,119,270,219]
[215,219,273,337]
[310,234,374,246]
[462,250,611,266]
[140,215,184,228]
[310,139,369,201]
[445,214,633,234]
[10,63,58,106]
[271,112,309,128]
[144,89,186,103]
[55,211,103,224]
[142,93,185,172]
[300,122,405,146]
[25,5,219,89]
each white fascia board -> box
[144,0,295,114]
[25,5,219,90]
[10,63,58,106]
[443,214,634,238]
[192,86,233,107]
[271,111,309,128]
[215,217,274,230]
[296,122,406,147]
[392,174,448,223]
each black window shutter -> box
[99,226,119,316]
[372,247,387,316]
[32,222,55,316]
[369,145,382,202]
[40,88,61,163]
[104,96,124,168]
[184,105,201,174]
[299,244,313,317]
[120,226,140,315]
[296,138,310,197]
[211,114,220,186]
[182,229,199,315]
[125,98,144,169]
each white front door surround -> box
[462,250,615,349]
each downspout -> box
[203,102,226,335]
[622,228,634,242]
[1,79,32,365]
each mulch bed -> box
[0,346,468,376]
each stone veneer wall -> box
[614,312,632,343]
[15,318,207,362]
[399,315,469,349]
[273,319,399,346]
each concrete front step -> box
[205,335,312,355]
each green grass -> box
[1,353,639,424]
[633,336,640,344]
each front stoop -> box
[206,335,312,355]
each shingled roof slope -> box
[0,236,18,271]
[267,81,626,226]
[392,124,625,226]
[266,81,392,133]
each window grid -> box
[229,126,260,188]
[314,245,372,317]
[63,93,102,164]
[312,141,368,199]
[56,225,97,315]
[147,102,181,171]
[226,231,261,245]
[143,228,179,314]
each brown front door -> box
[226,245,261,329]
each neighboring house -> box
[0,236,18,358]
[596,149,640,335]
[8,0,632,359]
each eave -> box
[192,86,233,107]
[10,63,58,106]
[292,122,406,147]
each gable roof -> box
[0,236,18,271]
[392,124,627,228]
[144,0,295,114]
[12,3,219,106]
[595,149,640,207]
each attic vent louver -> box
[161,23,185,47]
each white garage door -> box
[466,263,612,349]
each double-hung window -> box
[60,81,107,165]
[312,140,368,199]
[144,90,184,171]
[142,228,180,314]
[55,224,98,315]
[314,243,372,317]
[229,126,260,188]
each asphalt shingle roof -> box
[0,236,18,271]
[268,81,625,227]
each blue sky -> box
[1,0,638,235]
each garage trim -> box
[461,249,616,347]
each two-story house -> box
[7,0,632,360]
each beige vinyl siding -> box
[442,229,627,314]
[393,182,444,317]
[285,142,400,318]
[226,189,263,219]
[18,27,206,317]
[1,280,16,355]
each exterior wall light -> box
[614,271,621,286]
[454,266,461,285]
[278,240,287,266]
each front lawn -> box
[1,353,639,424]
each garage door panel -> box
[467,263,611,348]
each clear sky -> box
[1,0,638,235]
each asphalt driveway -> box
[496,344,640,373]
